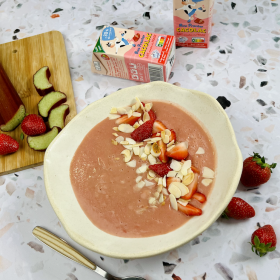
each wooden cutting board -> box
[0,31,77,175]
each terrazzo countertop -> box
[1,0,280,279]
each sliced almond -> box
[148,170,156,178]
[136,164,148,174]
[182,172,194,186]
[126,138,136,144]
[149,197,156,205]
[111,139,118,145]
[176,171,183,180]
[127,109,133,118]
[196,147,205,154]
[178,198,190,206]
[168,183,181,198]
[133,142,144,147]
[123,144,133,150]
[133,122,140,129]
[120,141,129,145]
[181,160,192,175]
[161,130,165,139]
[133,146,140,155]
[162,187,169,196]
[145,103,153,112]
[118,124,134,133]
[151,142,161,157]
[108,114,121,120]
[112,133,119,137]
[132,112,141,117]
[139,147,144,157]
[169,194,178,211]
[163,175,167,187]
[154,191,159,198]
[137,181,145,189]
[145,143,152,155]
[113,127,119,131]
[157,185,163,192]
[140,153,147,161]
[139,120,144,125]
[202,178,213,186]
[170,159,182,172]
[167,171,177,177]
[115,136,124,143]
[159,193,164,203]
[110,107,118,114]
[167,140,174,147]
[147,173,153,180]
[143,112,150,122]
[165,129,171,136]
[126,160,136,168]
[132,98,141,111]
[202,167,215,179]
[144,137,162,142]
[121,149,132,162]
[167,145,175,152]
[158,177,163,185]
[117,107,127,115]
[115,158,120,160]
[172,182,189,196]
[136,176,142,183]
[148,154,157,165]
[163,135,169,144]
[145,180,155,187]
[154,177,159,183]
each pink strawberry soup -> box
[70,100,216,238]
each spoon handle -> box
[32,226,97,270]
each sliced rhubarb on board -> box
[49,104,69,129]
[33,66,54,96]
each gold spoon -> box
[32,226,145,280]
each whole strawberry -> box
[222,197,255,219]
[0,134,19,155]
[131,119,154,142]
[241,152,276,187]
[250,225,277,257]
[21,114,46,136]
[149,163,172,177]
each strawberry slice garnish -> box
[166,177,181,187]
[166,141,188,160]
[169,129,176,142]
[191,165,200,174]
[148,109,157,121]
[181,173,198,200]
[178,203,202,216]
[152,120,167,133]
[158,140,169,163]
[131,119,154,142]
[149,163,172,177]
[115,115,140,126]
[192,192,206,203]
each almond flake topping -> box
[127,109,133,118]
[143,112,150,122]
[126,160,136,168]
[120,141,129,145]
[140,153,147,161]
[145,103,153,112]
[137,181,145,189]
[111,139,118,145]
[133,146,140,155]
[145,180,155,187]
[202,178,213,186]
[144,137,161,142]
[167,140,174,147]
[113,127,119,131]
[163,175,167,187]
[169,194,178,211]
[151,142,161,157]
[121,149,132,162]
[176,172,183,180]
[133,122,140,129]
[118,124,135,133]
[158,177,163,185]
[170,159,182,172]
[117,107,127,115]
[162,188,169,196]
[110,107,118,114]
[167,145,175,152]
[181,160,191,175]
[139,119,144,125]
[112,133,118,137]
[165,129,171,136]
[168,183,181,198]
[167,171,177,177]
[178,198,190,206]
[172,182,189,196]
[196,147,205,154]
[154,192,160,198]
[126,138,136,144]
[109,114,121,120]
[136,164,148,174]
[136,176,142,183]
[163,135,169,144]
[149,197,156,205]
[182,172,194,185]
[144,143,152,155]
[148,154,157,165]
[159,193,164,203]
[202,167,215,179]
[115,136,124,143]
[157,185,163,192]
[132,112,141,117]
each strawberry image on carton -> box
[91,26,176,83]
[173,0,214,48]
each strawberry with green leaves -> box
[241,152,276,187]
[250,225,277,257]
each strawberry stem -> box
[249,236,276,257]
[251,152,277,173]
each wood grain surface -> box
[0,31,77,175]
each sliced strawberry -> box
[115,115,140,126]
[166,141,188,160]
[166,177,181,187]
[158,140,169,163]
[192,192,206,203]
[169,129,176,142]
[151,132,160,138]
[178,203,202,216]
[131,120,154,142]
[191,165,200,174]
[152,120,167,133]
[181,173,198,200]
[149,163,172,177]
[148,110,156,121]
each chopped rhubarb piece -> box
[178,203,202,216]
[49,104,69,129]
[33,66,54,96]
[0,63,26,132]
[38,91,67,118]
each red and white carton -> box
[173,0,214,48]
[91,26,176,83]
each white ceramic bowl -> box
[44,82,242,259]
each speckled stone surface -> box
[1,0,280,279]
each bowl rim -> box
[44,81,243,259]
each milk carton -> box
[91,26,175,82]
[173,0,214,48]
